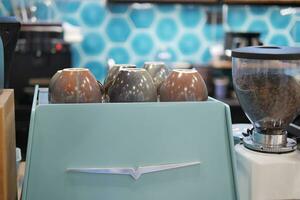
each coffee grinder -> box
[232,46,300,200]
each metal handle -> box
[67,161,201,180]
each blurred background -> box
[1,0,300,157]
[1,0,299,81]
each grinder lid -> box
[232,46,300,60]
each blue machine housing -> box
[23,86,239,200]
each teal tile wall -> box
[0,0,300,81]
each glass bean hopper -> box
[232,46,300,153]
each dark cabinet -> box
[224,0,300,4]
[110,0,300,4]
[110,0,218,2]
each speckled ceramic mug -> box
[160,69,208,102]
[49,68,102,103]
[144,61,169,94]
[104,64,136,95]
[48,70,62,101]
[108,68,157,102]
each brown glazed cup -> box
[108,68,157,102]
[48,70,62,101]
[49,68,102,103]
[160,69,208,102]
[104,64,136,95]
[49,70,62,89]
[143,61,169,94]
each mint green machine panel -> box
[23,87,238,200]
[0,38,4,89]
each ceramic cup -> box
[108,68,157,102]
[49,68,102,103]
[104,64,136,94]
[160,69,208,102]
[48,70,62,101]
[143,61,169,94]
[49,70,62,89]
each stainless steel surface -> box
[243,135,297,153]
[232,123,252,143]
[252,129,287,146]
[20,25,63,33]
[67,161,201,180]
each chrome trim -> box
[243,136,297,153]
[66,161,201,180]
[290,123,300,130]
[21,25,63,33]
[252,130,287,146]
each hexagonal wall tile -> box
[179,33,201,55]
[248,20,269,40]
[249,6,268,15]
[269,34,289,45]
[156,18,178,41]
[131,33,154,56]
[80,2,106,27]
[227,6,247,30]
[71,46,81,67]
[290,21,300,43]
[179,5,203,28]
[61,16,80,26]
[203,25,224,42]
[2,0,12,13]
[84,61,107,81]
[108,3,128,13]
[156,4,175,13]
[81,33,105,55]
[56,1,81,13]
[130,6,155,28]
[155,48,177,63]
[107,47,130,64]
[270,8,292,29]
[9,1,297,70]
[35,2,56,21]
[136,60,146,68]
[106,17,131,42]
[202,48,212,63]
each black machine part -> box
[225,32,262,51]
[287,117,300,144]
[0,17,20,87]
[9,22,71,159]
[232,46,300,60]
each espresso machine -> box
[232,46,300,200]
[22,86,239,200]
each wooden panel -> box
[0,90,17,200]
[224,0,300,4]
[17,162,25,200]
